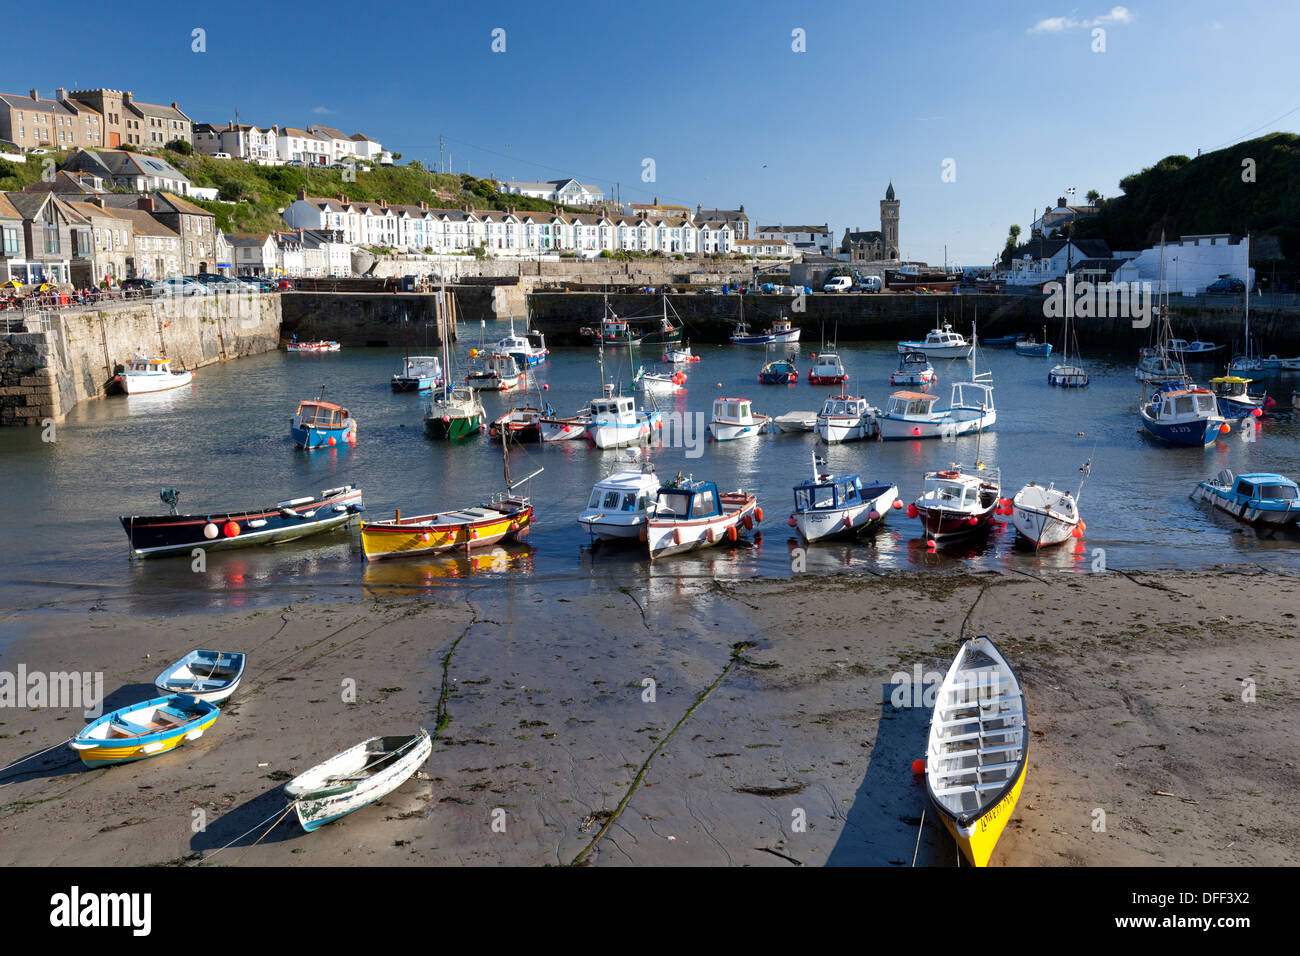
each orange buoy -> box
[1071,525,1084,538]
[892,500,903,510]
[222,521,240,538]
[726,525,738,542]
[925,539,937,551]
[907,503,918,518]
[911,758,925,775]
[754,507,764,523]
[787,516,796,527]
[1219,423,1231,434]
[327,436,336,446]
[743,514,754,531]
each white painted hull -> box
[286,731,432,832]
[898,342,971,358]
[814,415,878,443]
[577,514,644,540]
[647,499,756,558]
[879,408,995,440]
[795,486,898,543]
[639,377,682,395]
[709,416,770,441]
[591,421,651,449]
[121,370,193,394]
[540,418,589,442]
[1010,506,1075,546]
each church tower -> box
[880,182,899,260]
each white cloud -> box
[311,105,333,115]
[1029,5,1134,33]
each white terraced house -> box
[277,128,330,167]
[497,177,604,206]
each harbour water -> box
[4,319,1300,618]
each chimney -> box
[55,87,67,101]
[138,195,154,212]
[171,101,179,109]
[297,187,307,200]
[419,200,427,211]
[92,195,105,208]
[122,91,132,105]
[1057,197,1066,207]
[30,88,39,100]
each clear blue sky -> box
[7,0,1297,266]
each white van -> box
[823,275,853,293]
[857,275,883,292]
[213,152,232,160]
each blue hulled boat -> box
[1192,470,1300,527]
[790,452,898,543]
[1139,382,1226,447]
[291,395,357,448]
[758,358,799,384]
[1209,376,1266,420]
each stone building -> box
[840,183,900,263]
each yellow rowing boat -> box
[360,497,532,561]
[925,635,1027,866]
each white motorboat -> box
[814,393,879,443]
[1010,460,1089,548]
[891,350,936,387]
[707,397,770,441]
[116,355,193,394]
[466,352,522,391]
[590,390,661,449]
[790,451,898,543]
[645,474,760,559]
[879,384,995,440]
[577,461,659,541]
[635,365,686,394]
[909,464,1001,541]
[897,322,972,358]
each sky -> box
[5,0,1297,267]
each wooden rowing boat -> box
[69,694,219,767]
[284,730,432,832]
[925,636,1027,866]
[154,649,246,703]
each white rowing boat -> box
[285,730,432,832]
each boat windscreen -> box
[1257,483,1299,500]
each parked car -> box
[237,275,275,292]
[856,275,883,292]
[120,278,155,297]
[158,276,209,296]
[212,152,232,160]
[1205,277,1246,295]
[276,278,295,291]
[823,275,854,293]
[195,273,242,291]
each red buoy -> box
[911,758,925,775]
[907,503,918,519]
[223,521,240,538]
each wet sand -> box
[1,567,1297,866]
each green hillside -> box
[1067,132,1300,265]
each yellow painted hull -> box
[361,510,530,561]
[75,715,218,767]
[939,745,1028,867]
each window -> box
[2,226,18,255]
[43,224,60,254]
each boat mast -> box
[1243,232,1252,362]
[1074,458,1092,504]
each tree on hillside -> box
[165,139,192,155]
[1086,189,1100,204]
[1000,224,1021,266]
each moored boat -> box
[286,340,340,352]
[897,322,972,358]
[909,464,1000,541]
[1192,469,1300,526]
[879,384,995,440]
[890,350,935,387]
[391,355,443,392]
[1208,376,1266,420]
[807,350,848,385]
[589,390,661,449]
[635,365,687,394]
[120,485,364,559]
[1010,460,1089,548]
[465,352,522,391]
[577,461,659,542]
[790,452,898,543]
[291,395,357,449]
[758,358,799,384]
[1139,382,1226,447]
[707,397,770,441]
[361,494,535,561]
[814,393,879,443]
[730,317,800,345]
[423,386,484,440]
[663,343,700,364]
[70,694,219,767]
[154,650,246,703]
[645,474,760,558]
[285,730,432,832]
[925,636,1028,867]
[489,405,544,443]
[493,326,548,368]
[116,355,193,394]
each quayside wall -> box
[0,293,280,427]
[279,286,497,344]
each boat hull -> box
[807,373,848,385]
[1192,484,1300,526]
[939,750,1028,867]
[540,418,590,442]
[732,330,801,346]
[814,416,879,443]
[119,370,193,394]
[709,416,770,441]
[880,409,995,441]
[424,413,482,441]
[360,501,532,561]
[288,731,431,832]
[70,695,219,767]
[154,650,246,703]
[914,505,997,540]
[897,342,971,358]
[591,413,659,449]
[1139,414,1222,447]
[1047,367,1089,388]
[120,487,364,559]
[647,494,757,558]
[1010,506,1077,547]
[291,419,357,449]
[794,486,898,543]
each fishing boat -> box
[635,365,687,394]
[637,295,686,348]
[1135,347,1187,383]
[589,390,661,449]
[663,343,700,364]
[790,451,898,543]
[465,352,522,391]
[1010,460,1089,548]
[116,355,193,394]
[291,393,357,449]
[360,492,536,560]
[807,350,848,385]
[69,694,219,768]
[424,386,484,440]
[879,384,995,440]
[154,650,246,703]
[1013,327,1053,357]
[909,463,1001,541]
[539,408,591,442]
[391,355,442,392]
[758,357,799,384]
[897,322,972,358]
[1208,376,1266,420]
[1192,469,1300,527]
[773,410,819,432]
[488,405,543,443]
[493,324,548,368]
[580,298,641,347]
[814,394,879,443]
[120,485,364,559]
[730,316,800,345]
[707,397,771,441]
[286,339,340,352]
[925,636,1028,867]
[890,350,935,387]
[1139,382,1226,446]
[285,730,432,833]
[1168,339,1223,358]
[577,460,659,542]
[645,473,760,558]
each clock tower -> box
[880,182,899,260]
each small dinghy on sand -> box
[154,649,246,703]
[285,730,432,832]
[70,694,219,767]
[925,636,1027,867]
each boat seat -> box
[933,760,1021,778]
[931,780,1012,798]
[155,707,192,723]
[939,694,1019,714]
[937,723,1020,744]
[949,742,1023,758]
[110,718,151,737]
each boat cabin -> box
[1210,376,1252,399]
[898,350,929,368]
[794,473,865,512]
[712,397,757,424]
[923,468,996,509]
[527,330,546,351]
[812,353,846,374]
[591,394,637,423]
[296,401,349,428]
[126,357,173,374]
[771,318,794,334]
[819,395,871,418]
[1149,387,1216,420]
[653,478,721,520]
[924,324,966,348]
[1230,472,1299,503]
[588,478,653,514]
[885,390,940,418]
